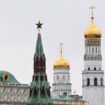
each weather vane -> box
[60,43,63,57]
[89,6,96,21]
[36,21,43,32]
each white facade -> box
[0,84,30,103]
[52,68,71,96]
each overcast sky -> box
[0,0,105,95]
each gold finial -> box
[2,72,9,82]
[60,43,63,57]
[89,6,96,22]
[36,21,43,32]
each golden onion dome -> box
[84,21,101,35]
[53,56,70,69]
[54,43,70,69]
[84,17,101,38]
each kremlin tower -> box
[52,43,71,96]
[29,21,53,105]
[82,7,104,105]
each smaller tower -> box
[29,21,53,105]
[52,43,71,96]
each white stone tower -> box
[52,43,71,96]
[82,6,104,105]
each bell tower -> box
[82,6,104,105]
[52,43,71,96]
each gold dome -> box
[53,56,70,69]
[84,20,101,37]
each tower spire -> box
[34,21,45,73]
[29,21,53,105]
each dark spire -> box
[35,33,44,58]
[34,21,46,73]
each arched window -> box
[94,78,97,86]
[87,78,90,86]
[92,47,94,53]
[63,75,65,80]
[57,76,59,80]
[101,78,103,86]
[96,47,97,53]
[94,67,96,71]
[88,67,90,71]
[89,47,90,53]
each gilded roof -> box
[53,56,70,69]
[84,21,101,35]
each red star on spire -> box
[36,21,43,29]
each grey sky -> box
[0,0,105,95]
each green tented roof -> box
[0,70,20,85]
[35,33,44,58]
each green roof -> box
[35,33,44,58]
[0,71,20,85]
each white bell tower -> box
[82,6,104,105]
[52,43,71,96]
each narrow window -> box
[89,47,90,53]
[83,79,84,86]
[63,75,65,80]
[92,47,94,53]
[96,47,97,53]
[94,67,96,71]
[101,78,103,86]
[57,76,59,80]
[94,78,97,86]
[87,78,90,86]
[35,76,38,81]
[88,67,90,71]
[40,75,43,81]
[45,76,47,81]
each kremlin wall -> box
[0,7,104,105]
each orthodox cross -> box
[89,6,96,21]
[60,43,63,57]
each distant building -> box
[0,71,30,105]
[52,44,85,105]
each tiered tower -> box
[29,21,53,105]
[82,7,104,105]
[52,43,71,96]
